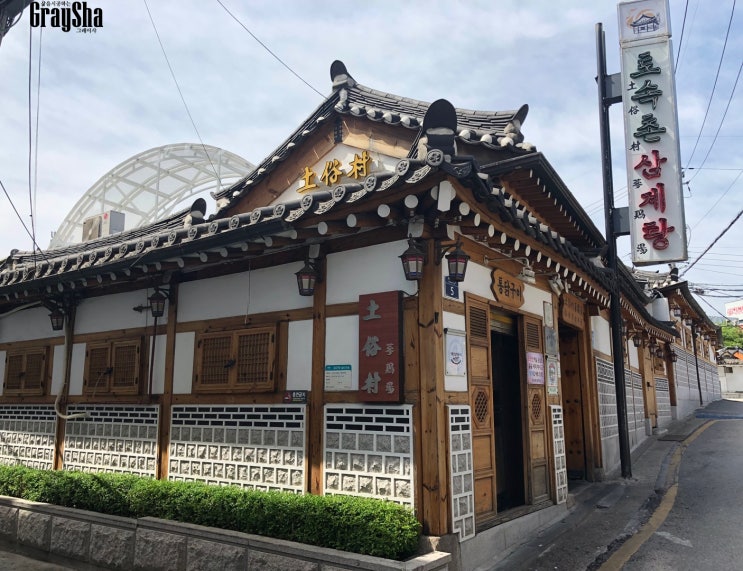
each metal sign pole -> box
[596,22,632,478]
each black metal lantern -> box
[632,335,642,348]
[148,290,167,318]
[672,305,682,318]
[399,238,426,281]
[295,260,319,296]
[445,242,470,283]
[49,308,65,331]
[655,347,665,358]
[670,350,678,363]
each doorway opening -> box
[558,324,587,482]
[491,317,525,510]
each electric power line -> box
[684,0,737,171]
[214,0,324,98]
[674,0,690,71]
[0,179,50,262]
[142,0,220,184]
[681,207,743,276]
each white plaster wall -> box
[458,262,494,303]
[76,290,161,334]
[287,320,313,390]
[443,312,467,392]
[148,334,167,395]
[722,366,743,392]
[591,316,612,356]
[629,343,640,368]
[0,305,62,343]
[521,283,552,318]
[325,315,359,390]
[326,241,416,305]
[178,262,312,323]
[51,345,65,396]
[68,343,86,396]
[173,332,195,394]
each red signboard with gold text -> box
[358,291,403,402]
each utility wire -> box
[32,27,42,257]
[691,168,743,228]
[27,16,36,261]
[215,0,324,98]
[142,0,220,184]
[680,207,743,276]
[674,0,690,71]
[694,293,729,320]
[0,179,50,262]
[684,0,736,170]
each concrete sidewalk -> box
[488,399,743,571]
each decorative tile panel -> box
[0,405,56,469]
[596,358,618,440]
[631,371,644,433]
[550,405,568,505]
[169,404,305,493]
[448,405,475,541]
[324,405,414,508]
[65,405,159,477]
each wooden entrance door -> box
[521,316,550,504]
[642,351,658,428]
[466,295,497,520]
[559,327,586,479]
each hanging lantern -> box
[295,260,320,296]
[49,308,65,331]
[148,290,167,318]
[399,238,426,281]
[445,242,470,283]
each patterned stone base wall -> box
[324,404,414,507]
[448,405,475,541]
[64,405,159,477]
[168,404,305,493]
[596,358,618,440]
[0,405,56,470]
[655,378,672,427]
[550,405,568,505]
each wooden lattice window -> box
[194,326,276,393]
[84,339,142,395]
[3,348,48,396]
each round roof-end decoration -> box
[300,194,314,211]
[421,99,458,158]
[426,149,444,167]
[364,175,377,192]
[229,215,240,230]
[190,198,207,221]
[330,60,356,89]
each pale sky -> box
[0,1,740,318]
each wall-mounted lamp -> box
[632,334,643,348]
[399,237,427,281]
[648,337,658,350]
[548,275,565,297]
[655,347,665,359]
[669,350,678,362]
[436,240,470,283]
[133,288,170,318]
[49,308,65,331]
[399,238,470,283]
[683,317,693,326]
[295,259,321,296]
[517,263,536,285]
[671,305,682,318]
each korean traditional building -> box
[0,61,721,569]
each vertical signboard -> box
[358,291,403,402]
[618,0,687,266]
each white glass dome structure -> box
[49,143,253,249]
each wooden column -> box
[418,240,449,536]
[308,263,327,495]
[156,283,178,480]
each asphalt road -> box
[622,419,743,570]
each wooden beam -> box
[156,282,179,480]
[308,261,327,495]
[418,239,449,536]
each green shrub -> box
[0,465,420,560]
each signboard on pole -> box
[618,0,688,266]
[725,300,743,320]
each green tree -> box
[721,323,743,347]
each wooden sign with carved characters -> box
[490,269,524,309]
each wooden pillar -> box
[418,240,449,536]
[156,283,178,480]
[308,262,327,495]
